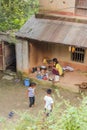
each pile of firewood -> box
[75,82,87,89]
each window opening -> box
[71,47,85,63]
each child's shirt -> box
[28,87,35,97]
[44,95,53,110]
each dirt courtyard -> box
[0,70,85,120]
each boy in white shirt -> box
[44,88,54,116]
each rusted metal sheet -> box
[16,15,87,48]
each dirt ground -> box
[29,69,87,93]
[0,70,86,121]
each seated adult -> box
[52,58,63,76]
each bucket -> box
[24,78,30,87]
[54,75,59,82]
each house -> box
[15,0,87,75]
[0,32,16,71]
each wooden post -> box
[22,40,29,74]
[16,39,29,74]
[16,39,23,72]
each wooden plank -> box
[0,56,3,70]
[16,40,23,72]
[0,42,4,70]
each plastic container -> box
[36,75,43,80]
[54,75,59,82]
[24,78,30,87]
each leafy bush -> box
[1,95,87,130]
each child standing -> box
[27,82,36,107]
[44,88,54,116]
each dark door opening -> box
[6,44,16,72]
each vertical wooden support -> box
[16,39,29,74]
[16,39,23,72]
[2,41,5,70]
[22,40,29,74]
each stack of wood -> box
[75,82,87,89]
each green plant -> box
[1,95,87,130]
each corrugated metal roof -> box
[16,15,87,48]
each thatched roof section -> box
[16,15,87,48]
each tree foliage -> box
[0,0,39,32]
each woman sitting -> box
[52,58,63,76]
